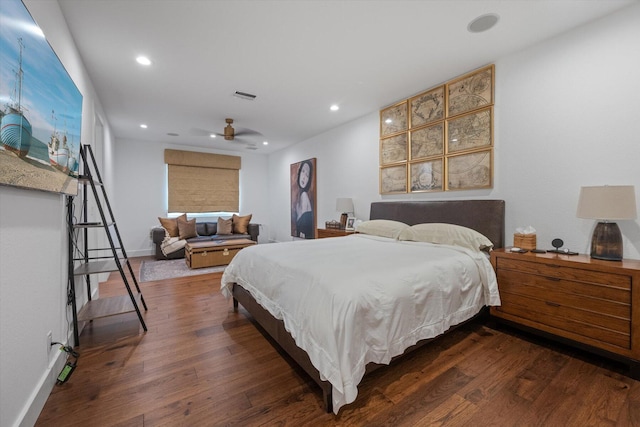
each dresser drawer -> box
[495,285,631,349]
[496,257,631,289]
[497,270,631,318]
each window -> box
[164,149,240,213]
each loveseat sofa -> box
[152,221,259,260]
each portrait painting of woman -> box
[290,158,317,238]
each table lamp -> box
[576,185,637,261]
[336,198,354,229]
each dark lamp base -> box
[590,222,623,261]
[340,213,348,229]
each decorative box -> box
[185,239,256,269]
[325,220,343,230]
[513,233,536,250]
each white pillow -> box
[355,219,409,239]
[398,223,493,252]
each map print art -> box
[447,65,493,118]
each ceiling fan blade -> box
[229,137,251,144]
[189,127,218,137]
[234,128,262,137]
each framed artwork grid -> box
[379,65,494,194]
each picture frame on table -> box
[345,217,356,231]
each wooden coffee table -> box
[185,239,256,269]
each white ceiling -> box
[57,0,635,154]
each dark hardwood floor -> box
[36,256,640,426]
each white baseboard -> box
[127,248,154,257]
[17,343,69,427]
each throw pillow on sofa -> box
[161,236,186,256]
[158,213,186,238]
[178,216,197,239]
[217,217,233,235]
[232,213,252,234]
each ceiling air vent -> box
[234,91,257,100]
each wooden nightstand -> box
[316,228,355,238]
[490,248,640,377]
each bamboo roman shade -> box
[165,149,241,213]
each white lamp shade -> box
[336,198,354,214]
[577,185,637,220]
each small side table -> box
[316,228,355,239]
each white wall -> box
[267,113,378,242]
[112,139,270,255]
[2,2,640,427]
[0,1,112,426]
[495,3,640,257]
[268,3,640,260]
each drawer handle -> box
[547,277,561,281]
[545,301,560,307]
[223,248,229,256]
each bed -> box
[220,200,505,413]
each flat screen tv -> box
[0,0,83,195]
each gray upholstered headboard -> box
[369,200,505,248]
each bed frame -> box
[232,200,505,413]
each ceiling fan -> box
[190,118,262,143]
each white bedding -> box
[220,234,500,413]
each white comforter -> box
[220,234,500,413]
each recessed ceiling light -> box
[210,134,216,138]
[136,56,152,66]
[330,104,339,111]
[467,13,499,33]
[140,124,148,129]
[263,141,268,145]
